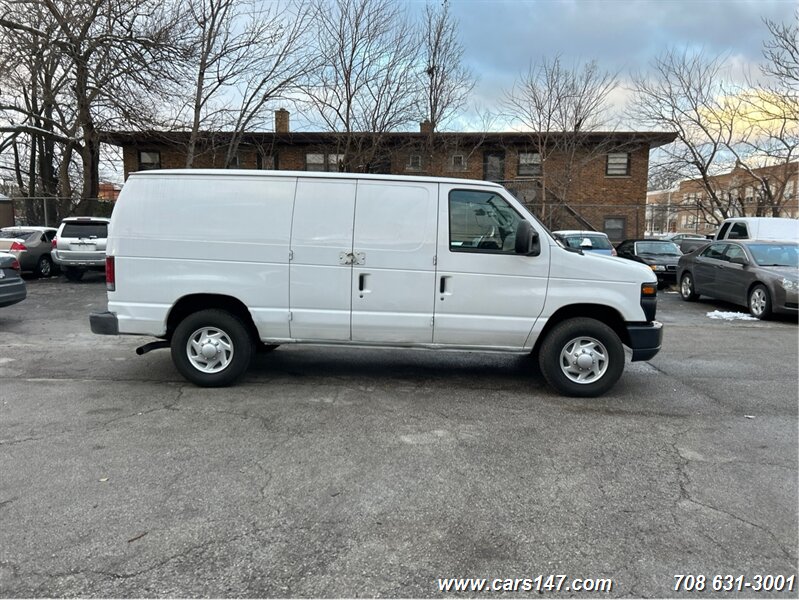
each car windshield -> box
[562,235,612,250]
[635,241,681,256]
[0,230,35,239]
[748,244,799,268]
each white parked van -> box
[90,170,662,397]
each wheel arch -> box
[166,294,259,342]
[532,303,629,357]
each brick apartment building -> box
[647,162,799,236]
[103,110,675,241]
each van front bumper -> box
[90,311,119,335]
[627,321,662,361]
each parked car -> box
[616,239,682,288]
[52,217,110,281]
[90,169,663,398]
[553,230,616,256]
[664,233,708,243]
[679,217,799,254]
[0,251,27,307]
[0,226,58,277]
[677,240,799,319]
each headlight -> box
[650,265,666,272]
[781,278,798,292]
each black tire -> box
[35,254,53,278]
[679,272,698,301]
[748,284,772,320]
[538,317,625,397]
[258,343,280,353]
[171,309,254,387]
[64,267,84,282]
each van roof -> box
[127,168,506,188]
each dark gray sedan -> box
[0,251,27,307]
[678,240,799,319]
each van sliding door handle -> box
[358,274,365,291]
[439,276,447,294]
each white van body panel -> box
[434,184,550,349]
[289,178,356,341]
[104,169,656,351]
[717,217,799,241]
[351,180,438,343]
[107,174,295,337]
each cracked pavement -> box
[0,277,796,597]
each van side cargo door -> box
[350,181,438,343]
[288,178,356,340]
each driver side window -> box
[701,243,729,261]
[448,190,523,254]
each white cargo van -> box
[90,170,662,397]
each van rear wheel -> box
[171,309,254,387]
[538,318,624,397]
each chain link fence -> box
[3,197,115,227]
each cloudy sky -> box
[442,0,797,129]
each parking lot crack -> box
[669,432,796,563]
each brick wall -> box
[121,138,653,238]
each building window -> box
[606,152,630,176]
[483,151,505,182]
[518,152,542,176]
[138,151,161,171]
[603,217,626,241]
[305,153,342,172]
[407,154,422,171]
[258,154,277,170]
[451,154,466,170]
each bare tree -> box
[633,37,799,224]
[178,0,315,168]
[0,0,185,215]
[418,0,473,134]
[304,0,420,172]
[629,49,739,224]
[503,56,618,228]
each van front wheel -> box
[538,318,624,397]
[171,309,254,387]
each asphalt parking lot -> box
[1,275,797,598]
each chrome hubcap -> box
[681,276,691,297]
[751,289,766,315]
[187,327,233,373]
[40,259,50,275]
[559,336,609,384]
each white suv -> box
[52,217,110,281]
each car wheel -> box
[35,254,53,278]
[171,309,254,387]
[64,268,84,282]
[748,284,772,320]
[538,317,625,397]
[680,273,698,301]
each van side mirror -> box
[515,221,540,256]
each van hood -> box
[550,243,657,284]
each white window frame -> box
[518,152,542,176]
[606,152,630,177]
